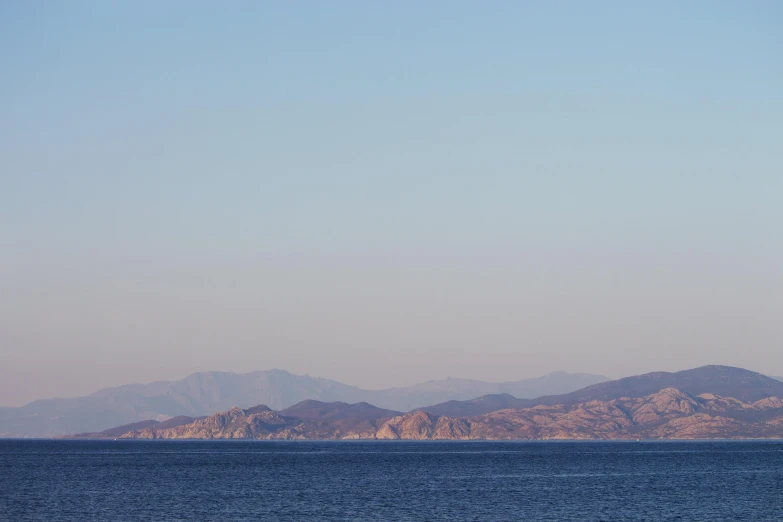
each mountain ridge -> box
[118,389,783,441]
[419,365,783,417]
[75,365,783,441]
[0,369,606,437]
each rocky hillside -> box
[421,365,783,417]
[62,416,200,439]
[534,365,783,406]
[123,404,390,440]
[117,385,783,440]
[0,369,606,437]
[420,393,532,417]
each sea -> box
[1,440,782,521]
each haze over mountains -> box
[103,365,783,441]
[0,369,606,438]
[424,366,783,417]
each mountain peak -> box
[0,368,606,437]
[537,365,783,406]
[279,400,400,421]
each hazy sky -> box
[2,2,782,407]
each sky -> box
[1,1,782,407]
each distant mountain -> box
[418,394,531,417]
[373,387,783,440]
[0,369,606,437]
[116,387,783,441]
[370,371,608,412]
[121,401,398,441]
[278,400,400,422]
[61,416,203,439]
[0,369,366,437]
[532,365,783,406]
[64,420,161,440]
[418,365,783,417]
[85,365,783,441]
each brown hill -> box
[379,387,783,440]
[278,400,400,421]
[62,416,199,439]
[536,365,783,405]
[122,401,397,440]
[72,366,783,441]
[418,365,783,417]
[1,369,606,438]
[123,406,293,439]
[115,386,783,440]
[419,393,532,417]
[63,420,161,439]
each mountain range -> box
[100,365,783,441]
[0,369,606,437]
[424,365,783,417]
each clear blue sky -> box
[1,1,782,405]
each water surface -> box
[2,440,782,521]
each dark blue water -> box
[2,440,782,521]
